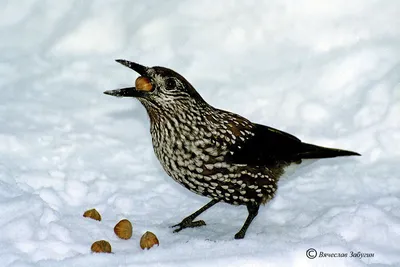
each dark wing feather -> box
[225,123,360,167]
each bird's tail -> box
[299,143,361,159]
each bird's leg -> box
[172,199,219,233]
[234,203,260,239]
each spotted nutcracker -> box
[104,59,360,239]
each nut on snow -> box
[91,240,112,253]
[114,219,133,240]
[83,209,101,221]
[140,231,159,250]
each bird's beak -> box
[103,59,149,98]
[114,59,148,76]
[103,86,145,98]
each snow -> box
[0,0,399,266]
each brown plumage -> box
[104,59,360,239]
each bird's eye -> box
[166,78,176,89]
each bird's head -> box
[105,60,206,113]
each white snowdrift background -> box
[1,0,399,266]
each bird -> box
[104,59,360,239]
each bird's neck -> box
[138,98,213,130]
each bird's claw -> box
[171,218,206,233]
[234,231,245,239]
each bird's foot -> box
[234,230,246,239]
[171,218,206,233]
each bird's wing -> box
[225,123,304,166]
[225,123,360,167]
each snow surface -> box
[1,0,400,266]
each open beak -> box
[103,86,145,98]
[115,59,147,76]
[104,59,149,98]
